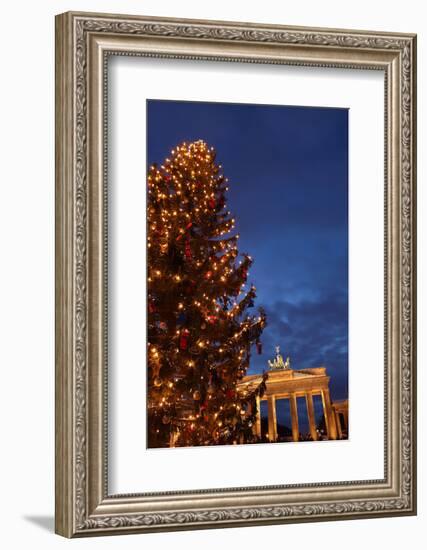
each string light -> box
[147,140,266,448]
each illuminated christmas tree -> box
[147,140,267,448]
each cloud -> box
[249,293,348,401]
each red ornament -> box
[208,198,216,209]
[225,389,235,399]
[205,271,213,280]
[206,315,218,324]
[148,301,156,314]
[176,222,193,243]
[179,328,190,350]
[185,239,192,260]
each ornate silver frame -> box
[55,11,417,537]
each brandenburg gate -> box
[238,347,346,442]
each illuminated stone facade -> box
[238,366,348,442]
[332,398,349,439]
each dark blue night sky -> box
[147,100,348,403]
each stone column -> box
[344,410,349,431]
[289,393,299,442]
[254,395,262,437]
[267,395,277,442]
[335,410,343,439]
[321,388,337,440]
[305,391,318,441]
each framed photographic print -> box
[55,11,417,537]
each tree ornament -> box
[162,414,171,424]
[206,314,218,324]
[179,328,190,350]
[208,198,216,209]
[193,389,201,401]
[185,238,192,260]
[153,376,162,387]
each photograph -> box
[146,100,349,448]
